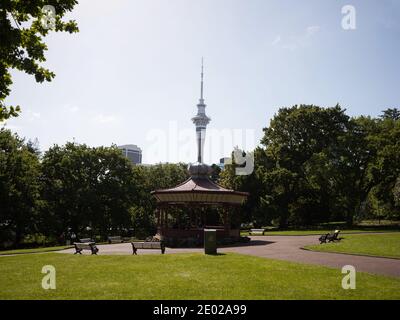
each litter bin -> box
[204,229,217,255]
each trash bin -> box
[204,229,217,255]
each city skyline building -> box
[118,144,142,165]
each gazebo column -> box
[232,205,240,238]
[156,208,160,228]
[161,208,166,229]
[164,209,168,229]
[223,206,230,234]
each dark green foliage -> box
[0,132,189,246]
[130,163,189,237]
[0,129,41,245]
[40,143,143,239]
[220,106,400,228]
[380,108,400,121]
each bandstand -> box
[151,60,248,246]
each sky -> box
[3,0,400,164]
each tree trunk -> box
[15,225,22,247]
[279,212,289,229]
[346,213,353,227]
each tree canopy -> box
[0,128,41,245]
[220,105,400,228]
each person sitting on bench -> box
[327,230,341,242]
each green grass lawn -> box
[241,229,400,236]
[0,245,73,255]
[0,252,399,299]
[304,233,400,259]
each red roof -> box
[151,176,248,205]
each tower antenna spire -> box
[200,57,204,103]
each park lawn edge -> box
[302,246,400,260]
[241,230,400,236]
[0,245,74,256]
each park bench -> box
[319,230,341,244]
[79,238,93,243]
[107,236,123,244]
[327,230,341,242]
[131,241,166,255]
[74,242,99,255]
[319,233,330,244]
[249,228,265,235]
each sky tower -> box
[191,58,211,164]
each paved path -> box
[58,235,400,277]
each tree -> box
[131,163,189,236]
[219,147,267,227]
[210,163,221,182]
[0,129,41,246]
[380,108,400,121]
[364,116,400,220]
[0,0,78,121]
[394,177,400,207]
[259,104,352,227]
[220,105,400,228]
[40,143,142,239]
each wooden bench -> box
[79,238,93,243]
[74,242,99,255]
[319,233,330,244]
[131,241,165,255]
[249,228,265,235]
[108,236,123,244]
[319,230,341,244]
[327,230,341,242]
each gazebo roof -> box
[151,176,248,205]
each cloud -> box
[62,104,80,114]
[68,105,80,113]
[272,26,320,50]
[271,35,281,46]
[92,114,118,124]
[26,110,41,122]
[306,25,320,37]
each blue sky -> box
[4,0,400,164]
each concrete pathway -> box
[58,235,400,277]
